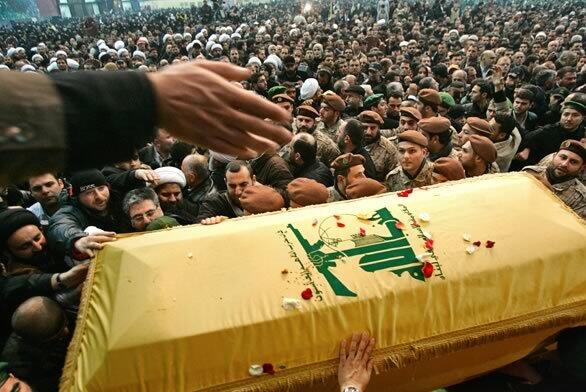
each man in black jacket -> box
[197,160,255,224]
[138,129,177,170]
[337,119,377,180]
[515,100,585,166]
[47,170,119,264]
[287,133,334,186]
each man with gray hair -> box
[122,187,164,232]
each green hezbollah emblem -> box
[287,207,423,297]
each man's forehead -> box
[10,224,41,242]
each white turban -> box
[132,50,146,60]
[153,167,186,188]
[246,56,262,66]
[114,40,125,50]
[299,78,319,100]
[21,64,36,72]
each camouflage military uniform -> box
[428,143,459,162]
[489,162,500,173]
[523,166,586,219]
[327,185,346,203]
[315,118,346,142]
[313,130,341,167]
[385,160,434,192]
[381,127,400,142]
[538,153,586,183]
[365,136,399,182]
[286,125,341,168]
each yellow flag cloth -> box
[61,173,586,392]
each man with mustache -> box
[359,111,398,182]
[523,140,585,219]
[294,105,340,167]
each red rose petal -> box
[262,363,275,375]
[359,228,366,237]
[473,241,481,247]
[397,188,414,197]
[425,239,434,250]
[301,288,313,300]
[336,222,345,228]
[486,240,495,248]
[395,221,406,230]
[421,261,434,278]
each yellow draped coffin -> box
[61,173,586,392]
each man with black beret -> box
[386,130,434,191]
[523,140,585,218]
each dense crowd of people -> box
[0,0,585,391]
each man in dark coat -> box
[47,170,120,265]
[287,133,334,186]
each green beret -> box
[363,93,385,109]
[439,92,456,108]
[267,85,287,98]
[0,362,9,387]
[145,216,180,231]
[563,100,586,116]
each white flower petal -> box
[466,245,477,255]
[422,230,432,239]
[249,364,264,376]
[463,233,472,242]
[416,253,432,261]
[282,297,302,311]
[419,212,431,222]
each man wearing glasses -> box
[122,188,165,232]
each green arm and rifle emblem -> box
[287,207,424,297]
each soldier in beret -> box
[432,157,466,184]
[344,85,365,118]
[239,183,285,215]
[345,177,386,199]
[316,92,347,141]
[418,116,458,162]
[458,135,498,177]
[328,153,368,202]
[364,93,399,130]
[271,93,294,116]
[287,178,329,208]
[416,88,442,119]
[383,106,422,141]
[386,130,434,191]
[292,105,341,167]
[523,140,585,218]
[359,111,399,182]
[457,116,493,147]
